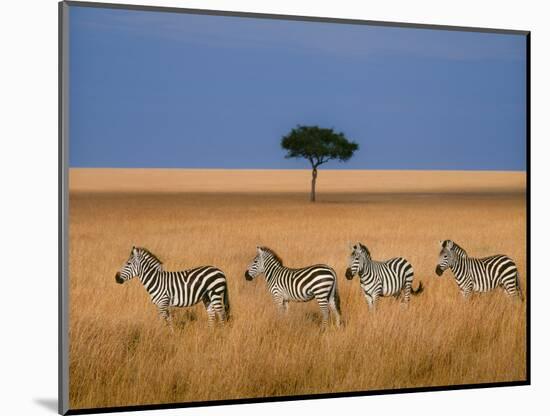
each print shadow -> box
[34,398,57,413]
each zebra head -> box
[116,246,143,284]
[436,240,457,276]
[345,243,370,280]
[245,246,265,281]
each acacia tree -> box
[281,125,359,202]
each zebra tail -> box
[329,270,342,315]
[516,272,524,302]
[223,282,231,321]
[411,281,424,296]
[334,282,342,315]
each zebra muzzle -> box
[244,271,253,281]
[435,266,444,276]
[345,268,354,280]
[115,272,124,284]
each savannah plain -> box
[68,169,527,410]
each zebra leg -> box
[503,277,522,300]
[460,287,472,300]
[274,295,287,315]
[282,300,289,314]
[202,297,217,327]
[328,297,341,327]
[157,301,173,332]
[214,304,226,324]
[364,292,376,311]
[212,295,227,324]
[206,304,216,327]
[371,293,379,310]
[315,295,330,327]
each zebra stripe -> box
[345,243,423,309]
[436,240,523,299]
[244,246,341,327]
[116,247,230,327]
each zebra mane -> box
[137,247,164,266]
[358,243,371,259]
[445,240,468,258]
[260,247,283,265]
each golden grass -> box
[68,169,527,410]
[69,168,525,194]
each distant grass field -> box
[68,169,527,410]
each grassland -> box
[68,169,527,410]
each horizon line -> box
[69,167,527,173]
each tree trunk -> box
[310,167,318,202]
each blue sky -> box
[69,6,527,170]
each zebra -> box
[244,246,341,327]
[115,246,230,327]
[435,239,523,300]
[345,242,423,309]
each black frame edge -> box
[59,1,70,415]
[524,31,531,386]
[66,380,530,415]
[63,0,529,36]
[58,2,63,414]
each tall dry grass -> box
[68,170,526,410]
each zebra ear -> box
[441,240,453,249]
[439,240,443,247]
[256,246,263,254]
[132,246,138,256]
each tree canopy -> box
[281,125,359,202]
[281,125,359,168]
